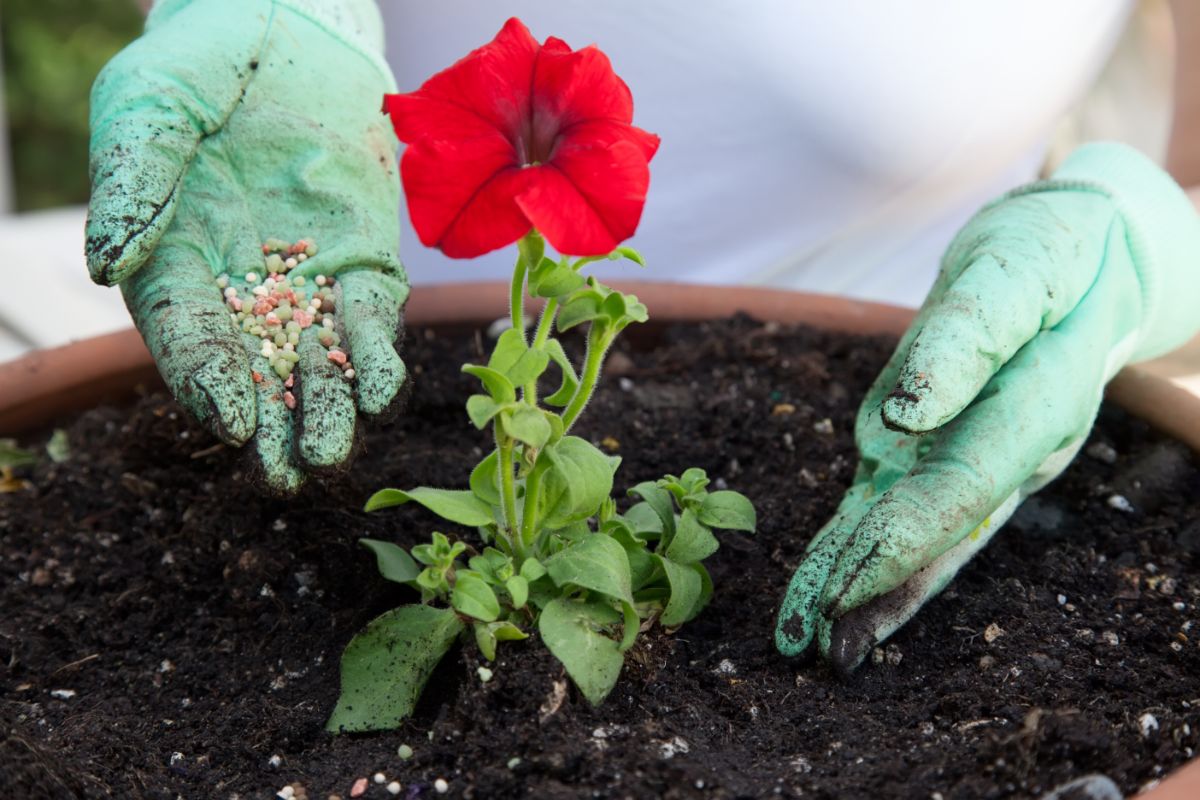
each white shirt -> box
[384,2,1132,305]
[0,1,1135,361]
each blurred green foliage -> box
[2,0,142,210]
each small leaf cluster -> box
[327,233,756,734]
[331,467,754,732]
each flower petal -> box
[556,120,660,163]
[516,139,650,256]
[401,134,530,257]
[532,40,635,129]
[383,93,499,145]
[388,17,539,145]
[439,168,535,259]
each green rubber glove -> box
[775,143,1200,673]
[86,0,408,494]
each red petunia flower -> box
[383,18,660,259]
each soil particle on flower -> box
[3,317,1199,799]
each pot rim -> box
[2,280,1195,449]
[0,279,1196,798]
[0,282,915,434]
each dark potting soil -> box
[3,316,1199,800]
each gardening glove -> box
[775,143,1200,674]
[85,0,408,494]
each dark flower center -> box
[516,106,560,167]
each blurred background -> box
[0,0,143,362]
[1,0,143,213]
[0,0,1180,361]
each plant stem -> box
[519,458,549,548]
[510,230,545,341]
[531,297,558,350]
[496,430,522,558]
[510,259,527,342]
[522,297,559,404]
[561,324,614,431]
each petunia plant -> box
[327,19,755,734]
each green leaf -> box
[501,406,552,449]
[474,621,498,661]
[492,620,528,642]
[469,450,501,506]
[541,437,614,528]
[557,292,604,331]
[551,520,593,546]
[621,296,648,325]
[518,231,545,267]
[452,572,501,622]
[634,587,671,604]
[538,598,624,706]
[619,601,640,652]
[488,328,528,374]
[46,430,70,463]
[575,247,647,270]
[520,558,547,582]
[692,561,714,616]
[468,555,494,580]
[628,483,676,539]
[604,521,656,591]
[466,394,505,429]
[543,339,579,407]
[544,410,565,445]
[527,576,559,611]
[360,539,421,584]
[507,349,551,387]
[467,548,511,583]
[601,291,627,322]
[546,534,634,606]
[613,246,646,267]
[664,508,720,565]
[474,620,529,661]
[506,575,529,608]
[365,487,495,528]
[326,605,463,733]
[654,555,702,627]
[462,365,516,404]
[531,257,586,298]
[487,327,550,387]
[623,503,664,538]
[678,468,710,497]
[697,491,757,532]
[483,547,514,580]
[0,439,36,469]
[412,532,465,567]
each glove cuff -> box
[1032,142,1200,361]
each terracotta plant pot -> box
[1,281,1197,798]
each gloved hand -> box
[86,0,408,493]
[775,143,1200,673]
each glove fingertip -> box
[881,384,941,435]
[827,613,876,679]
[295,339,357,470]
[86,222,147,287]
[191,361,256,446]
[251,452,307,497]
[355,348,408,418]
[85,185,179,286]
[774,608,815,659]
